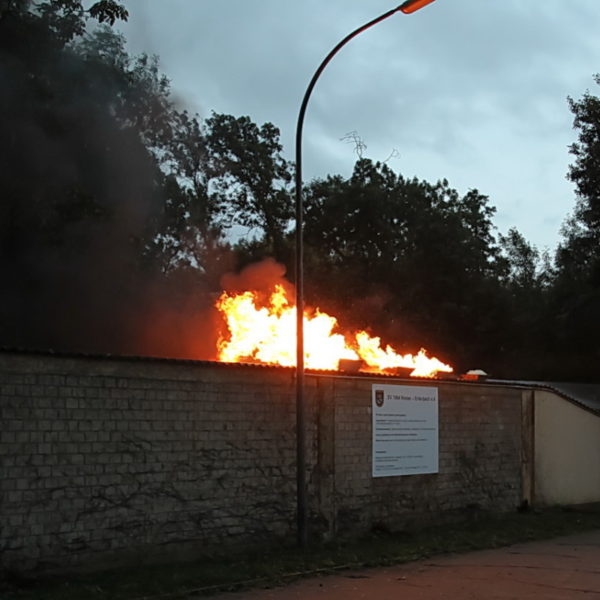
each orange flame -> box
[216,284,452,378]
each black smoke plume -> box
[0,9,227,359]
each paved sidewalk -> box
[208,530,600,599]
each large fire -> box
[216,284,452,378]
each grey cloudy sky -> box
[118,0,600,251]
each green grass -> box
[3,505,600,600]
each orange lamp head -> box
[399,0,437,14]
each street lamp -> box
[294,0,437,548]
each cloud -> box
[118,0,600,248]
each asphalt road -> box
[208,530,600,599]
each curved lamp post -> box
[294,0,437,548]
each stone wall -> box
[0,351,525,572]
[327,377,523,535]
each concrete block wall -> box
[326,378,523,535]
[0,351,525,572]
[0,353,301,571]
[535,389,600,505]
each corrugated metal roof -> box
[489,379,600,417]
[0,346,291,372]
[545,382,600,414]
[0,346,442,380]
[0,348,598,415]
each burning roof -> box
[216,282,453,378]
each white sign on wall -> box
[372,384,438,478]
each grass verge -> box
[3,505,600,600]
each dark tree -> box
[534,77,600,380]
[205,113,293,260]
[301,159,508,372]
[0,1,220,356]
